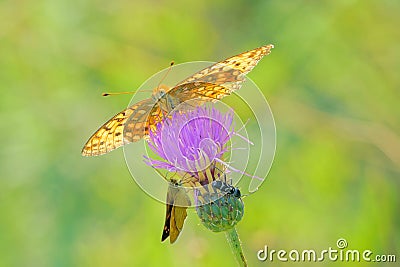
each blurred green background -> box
[1,1,399,266]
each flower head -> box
[145,105,234,182]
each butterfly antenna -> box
[102,90,138,97]
[101,86,141,96]
[157,61,174,90]
[102,86,156,97]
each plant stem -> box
[225,227,247,267]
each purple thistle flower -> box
[145,105,234,179]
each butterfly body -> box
[151,85,182,113]
[82,44,274,157]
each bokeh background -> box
[1,1,399,266]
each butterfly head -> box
[152,84,170,100]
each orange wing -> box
[165,82,232,113]
[81,98,161,156]
[175,44,274,92]
[146,82,232,117]
[82,45,274,156]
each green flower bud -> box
[195,183,244,232]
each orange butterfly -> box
[81,44,274,156]
[82,45,274,244]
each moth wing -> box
[162,185,191,244]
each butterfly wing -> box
[161,184,191,244]
[172,81,231,102]
[175,44,274,92]
[81,98,160,156]
[82,45,273,156]
[161,201,173,242]
[151,82,232,116]
[169,205,188,243]
[162,45,274,110]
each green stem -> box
[225,227,247,267]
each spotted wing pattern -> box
[175,44,274,93]
[81,98,162,156]
[150,81,233,116]
[82,44,274,156]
